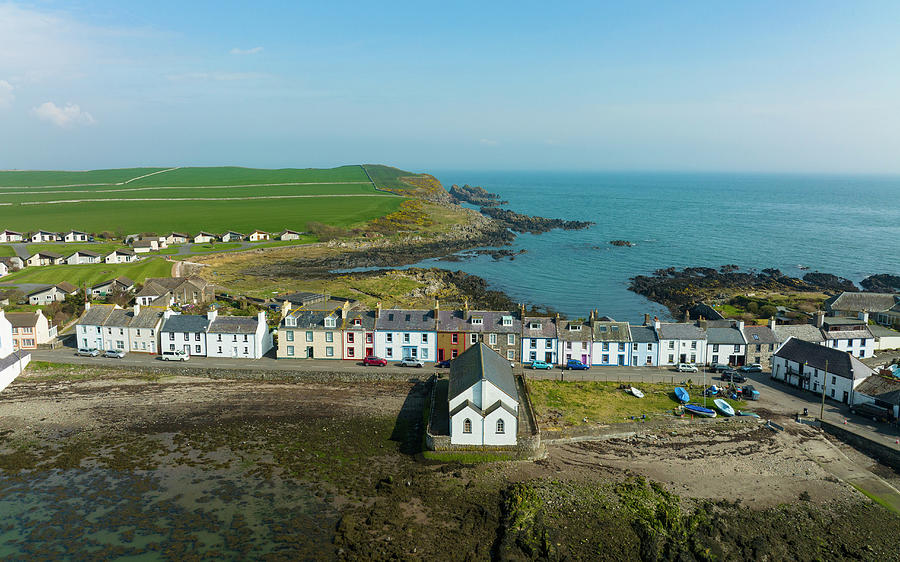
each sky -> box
[1,1,900,173]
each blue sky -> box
[1,1,899,172]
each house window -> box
[648,344,653,351]
[507,350,515,360]
[243,347,248,354]
[712,355,718,363]
[243,335,248,342]
[633,343,638,351]
[471,317,483,325]
[286,331,294,342]
[422,333,428,343]
[691,341,697,349]
[195,333,200,341]
[508,334,515,345]
[832,376,836,385]
[324,317,336,328]
[602,354,609,363]
[183,332,189,340]
[545,339,552,348]
[488,334,496,345]
[502,316,512,326]
[668,354,674,363]
[386,333,393,343]
[218,346,222,353]
[347,348,354,357]
[530,339,536,348]
[646,356,652,365]
[471,333,478,344]
[690,354,696,363]
[529,351,536,360]
[347,332,354,343]
[619,343,626,352]
[452,349,459,358]
[306,331,313,342]
[195,345,201,353]
[169,332,175,340]
[602,343,609,352]
[421,349,428,359]
[326,347,334,357]
[232,335,237,342]
[451,333,458,344]
[733,345,740,353]
[566,341,572,349]
[325,332,333,342]
[386,348,393,357]
[712,344,719,352]
[529,322,540,330]
[353,318,361,326]
[463,419,472,434]
[403,333,411,344]
[496,419,505,434]
[366,333,373,344]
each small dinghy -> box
[629,387,644,398]
[713,398,735,417]
[737,411,760,418]
[674,387,690,403]
[684,403,716,418]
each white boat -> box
[629,387,644,398]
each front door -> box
[438,349,445,361]
[618,355,625,366]
[842,391,849,403]
[582,354,588,364]
[680,353,687,363]
[545,351,553,363]
[306,347,314,358]
[183,344,190,355]
[365,347,373,357]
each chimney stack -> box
[207,309,218,322]
[768,317,776,330]
[376,302,382,318]
[737,320,744,331]
[683,309,690,323]
[815,310,825,328]
[434,299,440,331]
[858,310,869,324]
[281,299,291,319]
[644,313,650,326]
[653,316,660,331]
[133,304,141,317]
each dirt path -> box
[120,167,180,184]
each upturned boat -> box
[683,403,716,418]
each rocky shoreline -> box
[448,182,594,233]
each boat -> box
[629,387,644,398]
[683,403,716,418]
[713,399,735,417]
[674,387,690,403]
[737,411,760,418]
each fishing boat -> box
[683,403,716,418]
[629,387,644,398]
[674,387,690,403]
[737,411,760,418]
[713,398,735,417]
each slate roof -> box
[854,375,900,405]
[523,316,556,338]
[449,342,518,403]
[377,309,435,331]
[32,251,62,259]
[742,325,778,345]
[77,304,118,326]
[195,231,215,237]
[283,309,339,329]
[343,309,376,330]
[0,350,30,373]
[869,325,900,338]
[56,282,78,293]
[629,326,658,344]
[208,315,260,334]
[823,328,874,341]
[275,292,328,307]
[6,312,40,328]
[92,276,135,290]
[657,322,707,341]
[169,232,189,238]
[774,337,872,380]
[559,320,592,341]
[132,240,155,248]
[706,326,747,345]
[773,324,825,344]
[70,250,101,257]
[825,292,898,313]
[822,317,868,328]
[161,314,210,333]
[591,321,631,342]
[107,248,135,256]
[130,307,166,329]
[439,310,521,334]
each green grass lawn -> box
[529,380,747,425]
[0,245,15,257]
[0,258,173,286]
[24,242,122,256]
[194,242,241,252]
[124,165,369,187]
[0,168,166,188]
[362,164,422,189]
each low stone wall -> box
[820,420,900,471]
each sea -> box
[406,171,900,322]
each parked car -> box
[103,349,125,359]
[399,357,424,368]
[712,363,730,373]
[436,359,453,368]
[530,360,554,370]
[741,385,760,400]
[76,348,100,357]
[160,350,189,361]
[566,359,590,370]
[362,356,387,367]
[849,402,893,422]
[676,363,698,373]
[740,363,763,373]
[721,370,747,383]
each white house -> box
[0,261,7,278]
[132,240,157,253]
[870,324,900,351]
[819,313,876,359]
[522,316,557,364]
[206,310,273,359]
[165,232,190,245]
[590,320,631,366]
[220,231,245,242]
[193,231,215,244]
[28,282,78,305]
[278,230,302,241]
[1,230,24,243]
[654,319,707,366]
[448,343,518,447]
[160,311,210,357]
[373,308,437,362]
[248,230,270,241]
[75,304,120,351]
[63,230,89,242]
[30,230,59,243]
[65,250,103,265]
[852,375,900,420]
[105,249,138,264]
[90,276,135,298]
[25,252,64,267]
[705,320,747,366]
[557,319,592,366]
[771,337,872,404]
[0,256,24,271]
[629,325,659,366]
[0,310,31,393]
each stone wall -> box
[820,420,900,471]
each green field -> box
[23,242,123,256]
[0,245,15,257]
[0,258,173,286]
[0,166,407,234]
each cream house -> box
[7,310,56,350]
[278,307,342,359]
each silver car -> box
[103,349,125,359]
[398,357,424,368]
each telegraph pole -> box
[820,359,828,420]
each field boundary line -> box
[19,194,398,205]
[0,181,373,196]
[119,167,180,184]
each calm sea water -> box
[413,171,900,322]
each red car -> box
[363,356,388,367]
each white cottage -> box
[63,230,89,242]
[448,343,519,447]
[0,310,31,393]
[771,337,872,404]
[206,310,273,359]
[521,316,557,364]
[160,311,210,357]
[66,250,103,265]
[105,249,138,264]
[654,319,707,366]
[373,307,437,362]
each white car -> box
[160,350,189,361]
[676,363,698,373]
[398,357,424,368]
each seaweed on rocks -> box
[478,207,594,234]
[448,184,508,207]
[801,272,858,293]
[860,273,900,293]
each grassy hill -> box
[0,258,173,286]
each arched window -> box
[496,419,505,434]
[463,418,472,433]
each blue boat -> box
[674,387,690,403]
[684,403,716,418]
[713,398,735,417]
[737,411,760,418]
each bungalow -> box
[0,261,6,278]
[654,319,707,366]
[1,310,31,393]
[0,256,24,271]
[248,230,270,241]
[30,230,59,243]
[522,316,558,365]
[705,320,747,367]
[25,251,64,267]
[449,343,519,447]
[590,319,631,366]
[63,230,89,242]
[558,319,592,366]
[90,276,135,298]
[742,323,778,370]
[278,229,302,241]
[277,307,342,359]
[0,230,24,243]
[374,307,437,363]
[7,310,57,350]
[105,248,138,264]
[27,282,78,305]
[165,232,190,245]
[160,312,210,357]
[131,240,156,254]
[852,375,900,420]
[65,249,102,265]
[193,231,215,244]
[342,308,376,360]
[818,312,875,358]
[630,325,659,367]
[206,310,273,359]
[220,231,245,242]
[772,337,873,404]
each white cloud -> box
[479,138,499,146]
[0,80,13,108]
[32,102,95,127]
[230,46,263,55]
